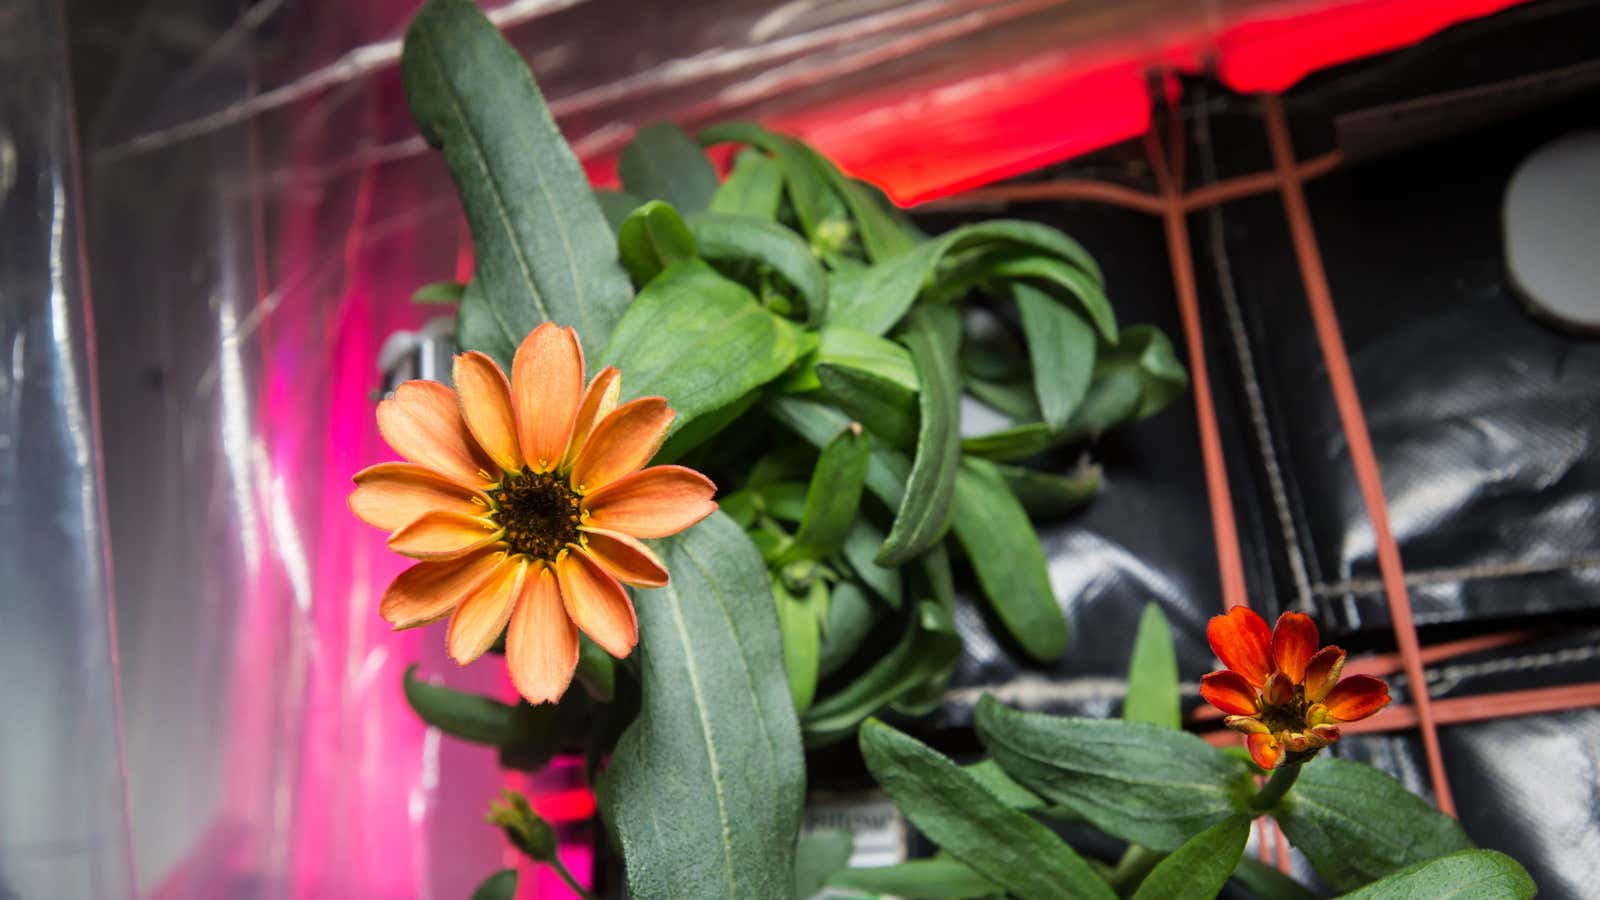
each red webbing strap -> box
[1146,126,1252,610]
[1261,94,1455,815]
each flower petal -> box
[446,556,526,664]
[1271,612,1319,684]
[512,323,585,469]
[376,380,494,488]
[379,550,505,629]
[453,351,523,473]
[581,526,669,587]
[1307,724,1341,748]
[1263,671,1295,707]
[1206,606,1275,686]
[556,548,638,658]
[569,397,674,492]
[1322,675,1391,722]
[1199,670,1260,716]
[561,366,622,470]
[350,462,487,532]
[505,563,579,705]
[1247,733,1283,770]
[580,465,717,539]
[1303,646,1347,703]
[388,510,503,559]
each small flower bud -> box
[487,789,556,862]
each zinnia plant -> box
[362,1,1536,897]
[351,323,715,703]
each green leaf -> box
[620,121,720,214]
[765,396,910,511]
[802,145,918,262]
[654,389,762,465]
[712,149,785,219]
[975,696,1255,851]
[494,687,590,773]
[758,481,810,523]
[1272,757,1473,892]
[960,422,1056,462]
[828,859,1001,900]
[1335,850,1535,900]
[401,0,631,364]
[966,374,1040,421]
[827,220,1104,336]
[888,545,960,716]
[412,280,466,304]
[402,664,521,746]
[817,581,880,677]
[997,461,1101,518]
[1089,325,1188,425]
[983,253,1117,342]
[776,325,916,395]
[595,188,642,234]
[701,123,850,252]
[1015,282,1096,431]
[859,720,1115,900]
[962,759,1045,811]
[801,600,959,747]
[1130,815,1252,900]
[949,456,1068,662]
[1230,858,1319,900]
[691,212,829,326]
[776,581,822,712]
[576,634,616,703]
[840,519,902,608]
[602,260,813,439]
[876,306,962,566]
[795,830,854,899]
[605,512,805,899]
[961,324,1188,459]
[1122,603,1180,729]
[818,327,920,391]
[469,869,518,900]
[402,665,587,772]
[826,242,943,334]
[816,364,918,449]
[781,424,871,563]
[618,200,697,286]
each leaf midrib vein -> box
[417,27,548,344]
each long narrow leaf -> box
[1130,816,1251,900]
[949,456,1068,662]
[401,0,632,363]
[859,720,1115,900]
[876,306,961,565]
[620,121,719,214]
[1122,603,1180,729]
[605,512,805,899]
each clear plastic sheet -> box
[0,0,136,897]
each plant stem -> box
[1252,761,1303,810]
[547,856,599,900]
[1106,844,1164,895]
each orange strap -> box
[1262,94,1455,815]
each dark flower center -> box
[1258,688,1311,734]
[490,468,583,561]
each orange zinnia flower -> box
[350,323,717,704]
[1200,607,1390,770]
